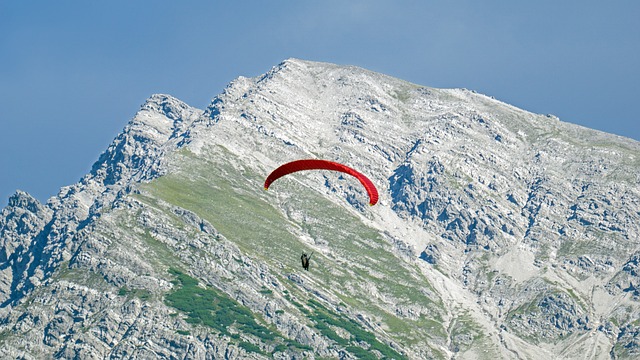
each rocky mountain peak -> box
[135,93,201,138]
[6,190,45,214]
[87,94,203,188]
[118,93,202,145]
[1,59,639,359]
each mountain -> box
[1,58,639,359]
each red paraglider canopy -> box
[264,159,379,206]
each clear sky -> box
[1,1,639,206]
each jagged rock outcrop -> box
[0,191,53,304]
[0,94,202,309]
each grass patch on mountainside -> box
[165,268,311,355]
[306,298,407,359]
[448,310,500,358]
[165,268,276,342]
[117,286,153,301]
[54,262,111,290]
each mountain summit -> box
[1,59,639,359]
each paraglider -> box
[265,159,378,271]
[263,159,379,206]
[301,252,312,271]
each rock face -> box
[0,59,639,359]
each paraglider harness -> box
[301,252,313,271]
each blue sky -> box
[1,1,639,206]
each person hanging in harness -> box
[301,252,313,271]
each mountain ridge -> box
[0,58,638,359]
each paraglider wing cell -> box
[264,159,379,206]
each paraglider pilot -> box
[301,253,312,271]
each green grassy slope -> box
[138,146,448,357]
